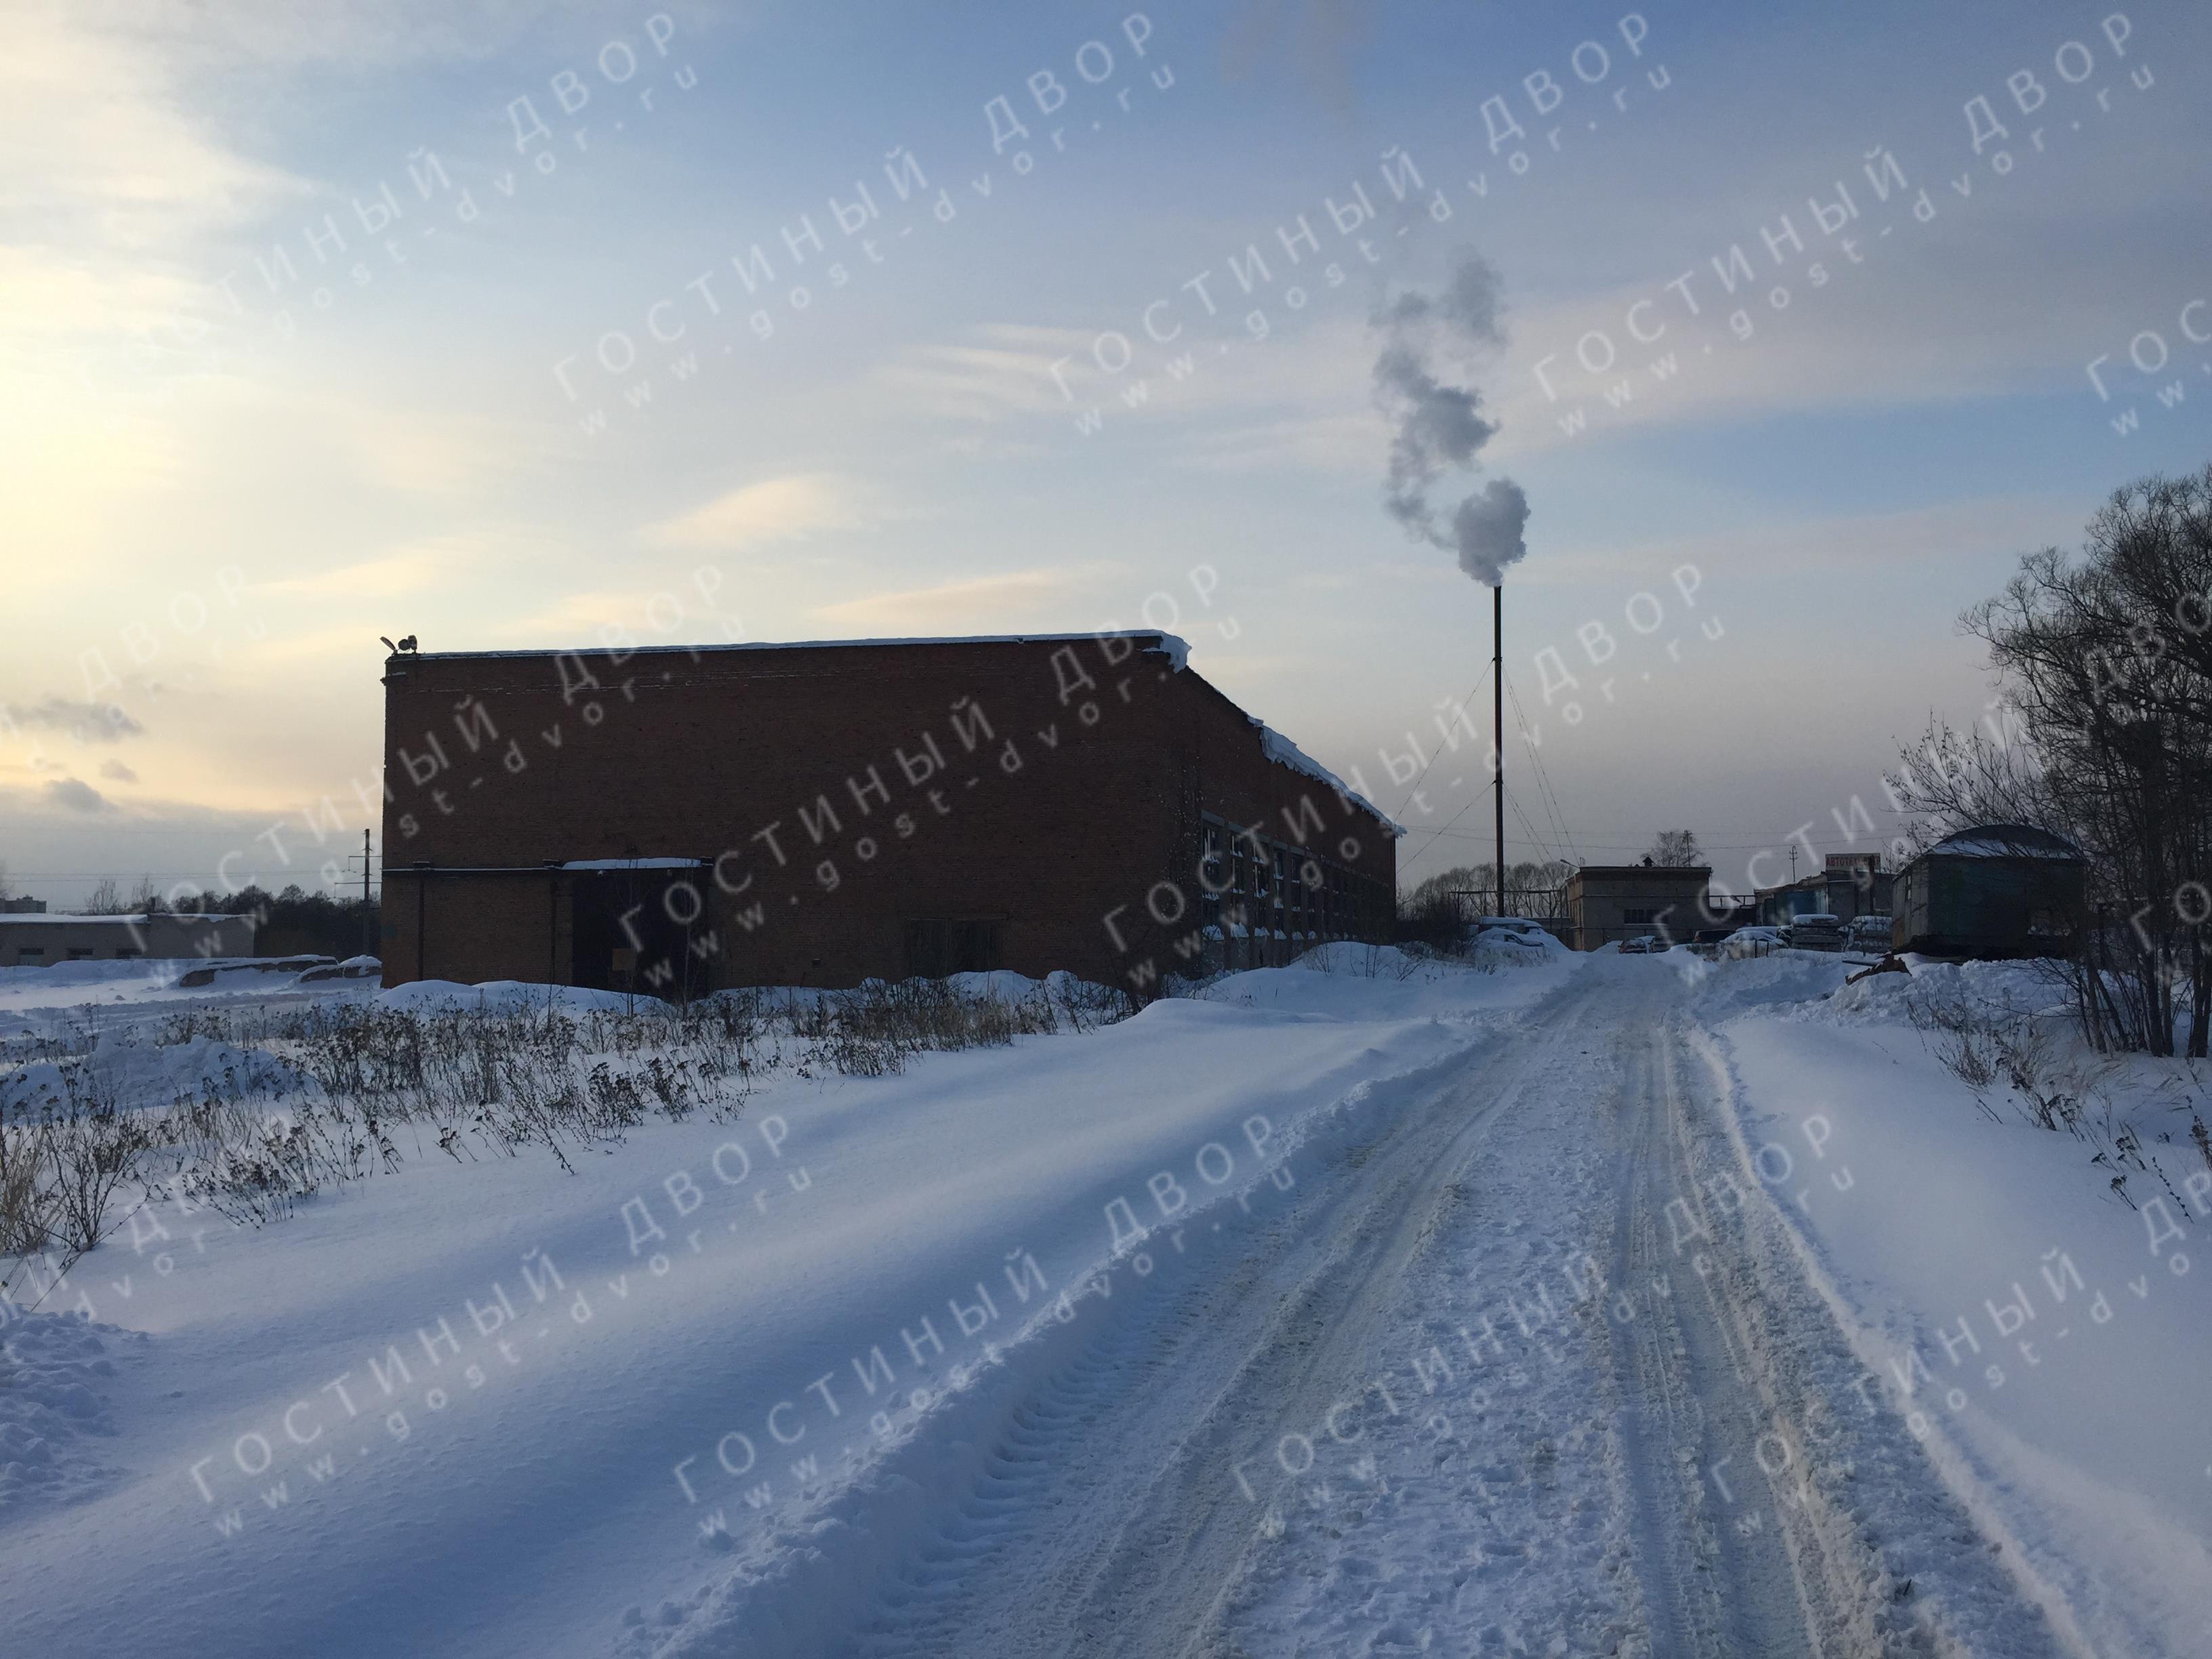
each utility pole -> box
[1493,583,1507,919]
[361,829,374,958]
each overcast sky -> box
[5,0,2211,905]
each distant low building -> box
[0,912,259,968]
[0,896,47,914]
[1893,825,2086,958]
[1756,854,1893,928]
[1565,862,1714,950]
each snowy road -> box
[9,951,2144,1658]
[659,957,2058,1658]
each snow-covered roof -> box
[1925,823,2084,861]
[0,913,245,926]
[1250,720,1404,836]
[560,857,704,871]
[398,631,1191,666]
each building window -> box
[1624,908,1658,924]
[1200,826,1226,934]
[68,947,96,960]
[114,949,139,960]
[17,947,45,963]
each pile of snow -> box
[295,956,382,983]
[1677,948,1856,1019]
[1195,940,1581,1021]
[1,1030,308,1118]
[0,958,375,1023]
[1465,925,1572,968]
[1819,956,2072,1025]
[0,960,176,991]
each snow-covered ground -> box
[1688,949,2212,1658]
[3,942,2206,1656]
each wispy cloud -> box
[814,567,1120,633]
[645,473,870,550]
[5,697,146,743]
[872,327,1105,422]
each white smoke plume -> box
[1373,251,1530,587]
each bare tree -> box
[1405,859,1572,918]
[0,859,12,901]
[1646,830,1702,867]
[83,877,125,914]
[127,874,164,914]
[1898,467,2212,1056]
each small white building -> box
[0,913,258,968]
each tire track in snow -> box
[1605,1020,1820,1657]
[829,975,1617,1657]
[647,961,2074,1657]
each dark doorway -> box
[903,917,1004,979]
[571,868,710,1001]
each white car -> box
[1782,915,1845,952]
[1619,935,1660,954]
[1722,926,1785,959]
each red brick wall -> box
[379,636,1394,991]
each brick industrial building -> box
[378,632,1398,995]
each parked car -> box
[1619,935,1659,954]
[1782,914,1845,952]
[1690,927,1737,958]
[1845,914,1893,954]
[1471,916,1549,948]
[1722,926,1784,959]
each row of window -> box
[1197,818,1385,943]
[5,946,140,966]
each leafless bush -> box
[0,975,1131,1265]
[1903,984,2211,1213]
[780,977,1131,1076]
[1906,987,2068,1120]
[0,1133,50,1258]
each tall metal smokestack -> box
[1493,583,1505,918]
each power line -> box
[1389,680,1483,819]
[1504,669,1580,864]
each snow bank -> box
[1,1030,308,1117]
[1673,949,1856,1019]
[1819,956,2072,1025]
[1193,940,1580,1021]
[0,958,1562,1659]
[0,958,373,1022]
[1702,963,2212,1656]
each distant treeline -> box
[85,878,377,960]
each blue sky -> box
[4,0,2211,903]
